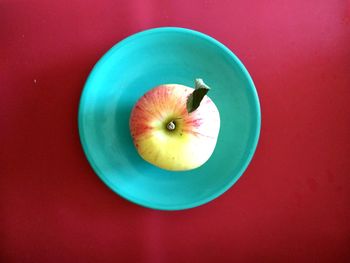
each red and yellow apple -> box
[129,79,220,171]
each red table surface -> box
[1,0,350,262]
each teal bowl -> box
[78,27,261,210]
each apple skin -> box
[129,84,220,171]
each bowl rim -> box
[78,27,261,211]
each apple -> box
[129,79,220,171]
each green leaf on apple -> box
[186,79,210,113]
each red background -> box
[1,0,350,262]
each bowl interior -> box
[79,28,260,210]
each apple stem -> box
[166,121,176,131]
